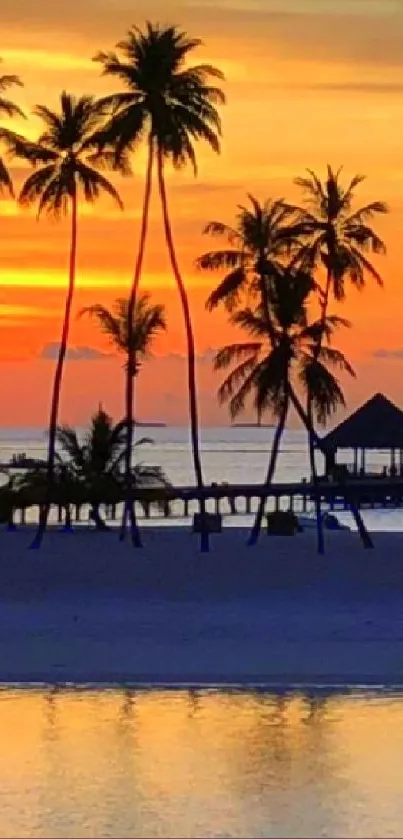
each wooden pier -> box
[7,477,403,524]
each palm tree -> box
[293,166,387,311]
[214,264,354,544]
[0,59,24,196]
[80,292,166,543]
[292,166,387,548]
[198,194,305,424]
[56,405,171,529]
[198,194,302,313]
[6,92,124,548]
[95,22,225,551]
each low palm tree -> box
[292,166,387,546]
[95,22,225,551]
[0,59,24,196]
[80,291,166,543]
[5,92,124,547]
[214,264,354,544]
[56,406,171,529]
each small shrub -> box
[266,510,300,536]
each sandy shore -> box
[0,526,403,686]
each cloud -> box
[265,82,403,95]
[39,343,112,361]
[372,348,403,359]
[162,348,217,363]
[2,0,400,69]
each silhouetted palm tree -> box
[7,92,123,547]
[0,60,24,195]
[294,166,387,309]
[95,22,225,551]
[198,194,304,423]
[292,166,387,549]
[80,291,166,542]
[214,264,354,544]
[56,405,170,529]
[198,194,301,313]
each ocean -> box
[0,686,403,838]
[1,424,402,531]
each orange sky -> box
[1,0,403,426]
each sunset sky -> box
[1,0,403,426]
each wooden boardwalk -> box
[5,476,403,523]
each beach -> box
[0,526,402,686]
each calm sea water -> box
[0,425,402,530]
[0,687,402,838]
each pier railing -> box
[6,477,403,524]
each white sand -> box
[0,526,403,686]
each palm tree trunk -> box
[156,150,209,553]
[30,189,78,549]
[91,503,109,531]
[305,266,334,555]
[248,396,289,546]
[120,135,154,547]
[290,386,373,548]
[307,412,324,554]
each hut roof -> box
[321,393,403,450]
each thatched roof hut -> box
[320,393,403,475]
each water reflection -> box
[0,687,401,837]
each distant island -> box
[136,421,166,428]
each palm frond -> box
[317,346,355,377]
[202,221,240,243]
[299,358,346,426]
[75,160,123,208]
[348,245,384,287]
[345,201,388,226]
[253,350,289,419]
[224,362,263,419]
[205,267,247,312]
[56,425,86,471]
[18,165,57,209]
[217,356,260,408]
[213,342,261,370]
[231,307,273,338]
[0,155,13,196]
[197,249,241,272]
[79,304,125,352]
